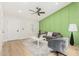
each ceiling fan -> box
[29,7,45,16]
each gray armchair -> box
[38,31,69,56]
[48,38,69,56]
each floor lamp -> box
[68,24,78,46]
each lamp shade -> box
[68,24,78,32]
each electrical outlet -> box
[17,30,19,32]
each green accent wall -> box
[39,2,79,46]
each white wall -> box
[0,2,70,42]
[3,16,39,41]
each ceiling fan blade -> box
[39,12,45,14]
[29,9,35,12]
[36,7,41,12]
[36,7,40,9]
[38,12,40,16]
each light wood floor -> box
[2,40,32,56]
[1,39,79,56]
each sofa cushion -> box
[47,32,53,37]
[52,32,63,38]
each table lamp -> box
[68,24,78,46]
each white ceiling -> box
[0,2,71,21]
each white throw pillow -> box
[47,32,53,37]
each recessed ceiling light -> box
[18,10,23,13]
[55,2,59,5]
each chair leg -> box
[55,51,59,56]
[50,51,59,56]
[51,51,67,56]
[57,51,67,56]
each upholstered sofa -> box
[38,31,63,41]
